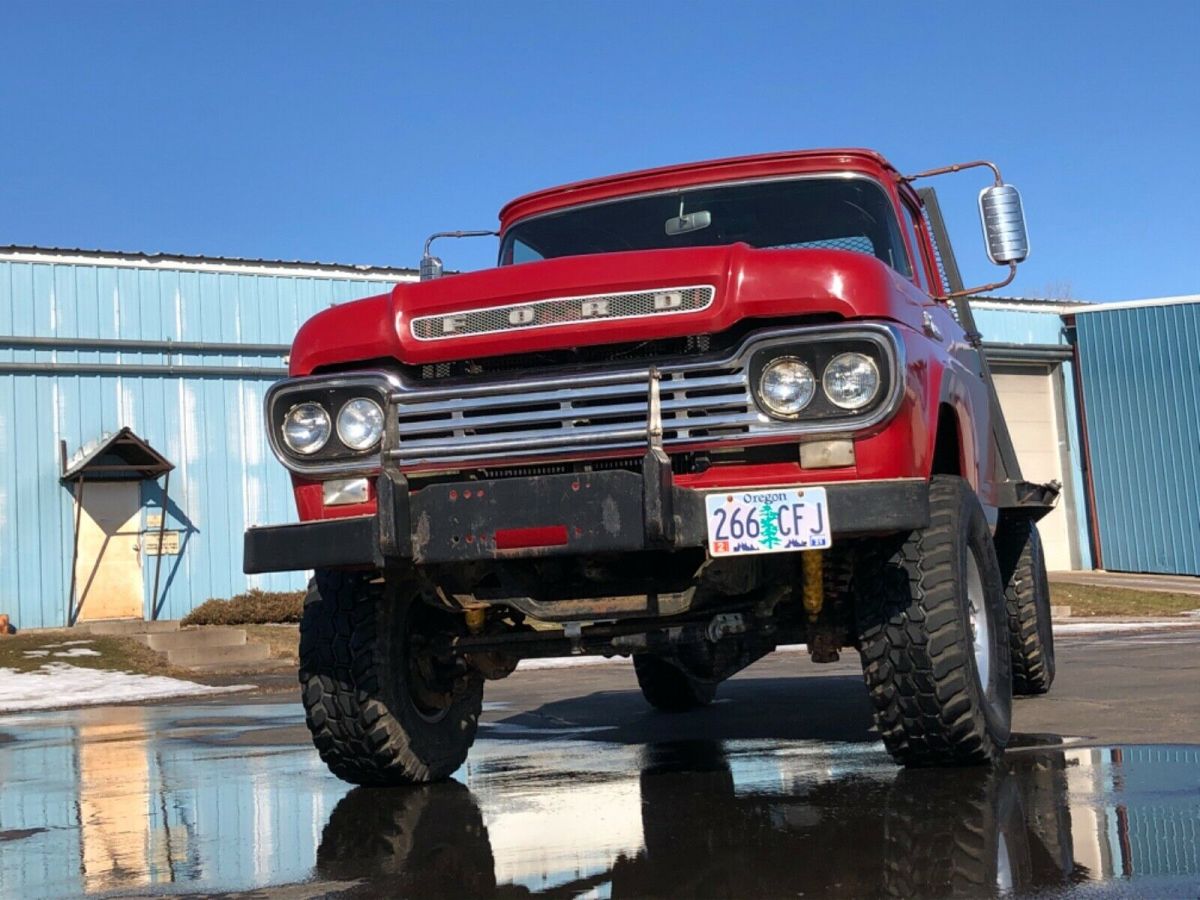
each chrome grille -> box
[409,285,714,341]
[387,361,758,468]
[263,324,904,478]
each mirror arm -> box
[422,229,499,256]
[938,262,1018,301]
[903,160,1004,187]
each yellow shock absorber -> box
[464,607,487,635]
[802,550,825,623]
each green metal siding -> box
[1075,302,1200,574]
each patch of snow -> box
[52,648,101,658]
[1054,620,1200,634]
[22,650,50,658]
[0,664,250,712]
[58,640,95,646]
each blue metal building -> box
[1071,297,1200,575]
[0,247,414,629]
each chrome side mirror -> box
[905,160,1031,298]
[419,230,500,281]
[978,184,1029,265]
[419,253,444,281]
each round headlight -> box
[757,357,816,418]
[337,397,385,451]
[823,353,880,410]
[282,402,331,455]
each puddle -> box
[1,702,1199,897]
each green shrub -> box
[182,588,305,626]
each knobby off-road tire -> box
[634,654,718,712]
[299,569,484,785]
[995,519,1056,695]
[856,475,1012,766]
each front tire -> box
[634,654,718,712]
[299,570,484,785]
[856,475,1012,766]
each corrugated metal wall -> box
[1074,302,1200,574]
[0,255,407,628]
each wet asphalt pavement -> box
[2,628,1200,898]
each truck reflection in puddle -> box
[319,739,1200,898]
[2,702,1199,897]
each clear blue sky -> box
[2,1,1197,301]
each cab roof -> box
[498,148,903,230]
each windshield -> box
[500,176,911,276]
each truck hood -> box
[289,243,927,375]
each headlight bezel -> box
[268,375,393,469]
[749,335,892,423]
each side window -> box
[881,207,912,278]
[899,202,932,294]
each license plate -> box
[704,488,831,557]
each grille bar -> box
[390,368,653,403]
[387,358,757,466]
[389,371,746,418]
[390,393,750,438]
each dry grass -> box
[1050,583,1200,617]
[182,589,304,626]
[0,630,181,676]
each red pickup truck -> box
[245,148,1059,784]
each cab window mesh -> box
[766,235,875,255]
[920,207,953,297]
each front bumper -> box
[243,467,930,574]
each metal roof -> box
[61,427,174,482]
[1067,293,1200,314]
[0,245,418,282]
[969,296,1090,315]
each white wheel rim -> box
[966,553,991,690]
[996,832,1013,891]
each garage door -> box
[991,363,1077,571]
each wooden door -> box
[75,481,144,621]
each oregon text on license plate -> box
[704,488,831,557]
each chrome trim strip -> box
[408,284,715,342]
